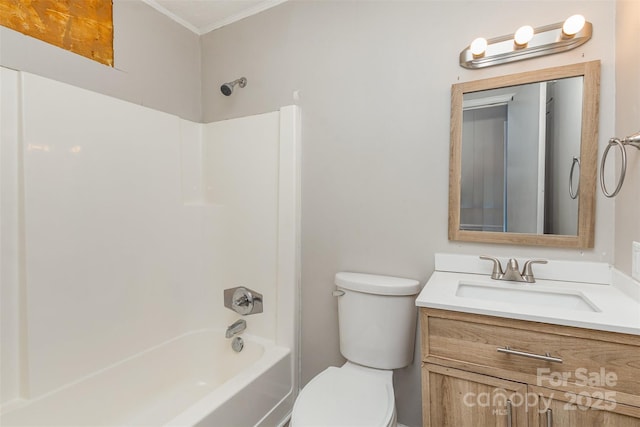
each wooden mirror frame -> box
[448,61,600,248]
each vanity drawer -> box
[421,309,640,406]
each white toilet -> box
[291,272,421,427]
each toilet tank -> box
[335,272,421,370]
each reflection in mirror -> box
[449,61,600,248]
[460,77,583,235]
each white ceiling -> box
[141,0,288,35]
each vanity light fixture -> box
[460,15,592,69]
[562,14,586,36]
[514,25,534,47]
[470,37,488,56]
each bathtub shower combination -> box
[0,68,301,426]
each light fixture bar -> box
[460,20,592,69]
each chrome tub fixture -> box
[225,319,247,338]
[231,337,244,353]
[225,319,246,353]
[460,15,592,69]
[224,286,263,315]
[600,131,640,198]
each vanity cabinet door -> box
[528,385,640,427]
[423,363,528,427]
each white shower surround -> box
[0,67,300,425]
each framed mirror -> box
[448,61,600,248]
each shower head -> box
[220,77,247,96]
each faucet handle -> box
[479,256,504,279]
[224,286,263,315]
[522,259,548,283]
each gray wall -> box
[614,1,640,277]
[200,2,616,426]
[0,0,202,121]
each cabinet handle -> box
[497,346,563,363]
[546,409,553,427]
[506,399,512,427]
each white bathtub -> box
[0,330,292,427]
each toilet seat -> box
[291,364,395,427]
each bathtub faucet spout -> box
[225,319,247,338]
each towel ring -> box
[600,139,626,198]
[600,131,640,198]
[569,156,580,199]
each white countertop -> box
[416,255,640,336]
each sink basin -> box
[456,282,600,312]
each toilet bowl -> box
[291,362,396,427]
[291,272,420,427]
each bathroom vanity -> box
[416,254,640,427]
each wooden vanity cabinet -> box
[424,363,528,426]
[420,308,640,427]
[527,385,640,426]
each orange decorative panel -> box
[0,0,113,66]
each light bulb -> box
[470,37,488,56]
[514,25,534,47]
[563,14,586,36]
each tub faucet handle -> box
[224,286,263,315]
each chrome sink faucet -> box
[225,319,246,338]
[480,256,547,283]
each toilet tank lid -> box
[335,272,421,296]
